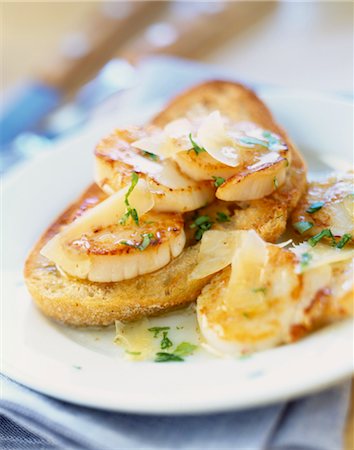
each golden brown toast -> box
[24,81,307,326]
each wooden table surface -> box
[2,2,353,447]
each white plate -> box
[1,91,353,415]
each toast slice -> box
[24,81,307,326]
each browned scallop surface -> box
[95,129,214,213]
[292,171,354,240]
[66,211,184,257]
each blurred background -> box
[1,0,353,172]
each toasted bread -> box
[24,81,306,326]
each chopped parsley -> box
[138,233,155,251]
[299,252,312,270]
[238,131,285,151]
[252,287,267,294]
[174,342,198,357]
[148,326,170,338]
[242,312,250,319]
[216,211,231,223]
[155,352,183,362]
[336,233,352,249]
[212,176,225,187]
[308,228,335,247]
[154,342,198,362]
[293,221,314,234]
[306,201,324,214]
[273,176,279,189]
[120,233,155,251]
[238,136,268,148]
[262,130,284,151]
[125,351,142,356]
[160,331,173,350]
[189,133,206,155]
[190,215,213,241]
[142,150,158,161]
[120,172,139,225]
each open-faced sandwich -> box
[24,81,353,357]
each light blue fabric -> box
[0,374,351,450]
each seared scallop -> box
[41,180,186,282]
[192,230,354,356]
[95,128,214,213]
[292,171,354,243]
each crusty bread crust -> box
[24,81,307,326]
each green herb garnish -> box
[189,133,206,155]
[252,287,267,294]
[299,252,312,270]
[306,201,324,214]
[142,150,158,161]
[173,342,198,357]
[336,233,352,249]
[263,131,289,151]
[155,352,184,362]
[138,233,154,251]
[148,326,170,338]
[190,215,213,241]
[242,312,250,319]
[125,351,142,356]
[160,331,173,350]
[216,212,231,223]
[308,229,335,247]
[212,176,225,187]
[273,176,279,189]
[154,342,198,362]
[238,136,268,148]
[293,221,314,234]
[120,233,155,251]
[120,172,139,225]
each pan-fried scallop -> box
[62,210,186,283]
[41,180,186,282]
[132,111,291,202]
[95,128,214,213]
[292,171,354,242]
[192,230,354,356]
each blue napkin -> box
[0,374,351,450]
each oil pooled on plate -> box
[54,303,208,362]
[114,304,202,361]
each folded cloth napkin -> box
[0,374,351,450]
